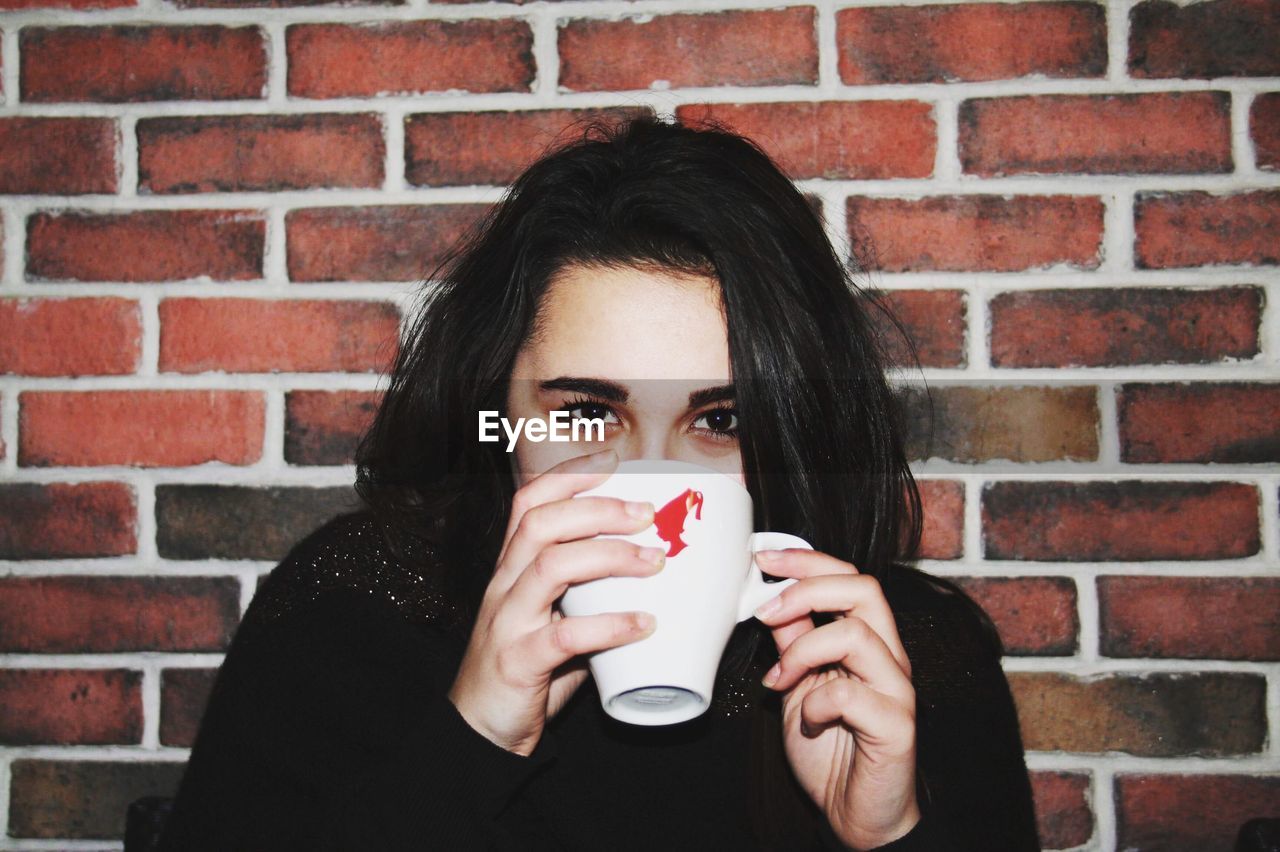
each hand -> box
[446,448,664,756]
[752,549,920,850]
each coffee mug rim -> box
[607,458,746,491]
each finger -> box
[754,574,910,676]
[754,547,859,579]
[506,538,666,617]
[797,676,915,753]
[499,449,620,559]
[765,615,913,703]
[520,611,656,678]
[493,495,656,594]
[763,611,815,658]
[754,549,856,658]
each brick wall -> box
[0,0,1277,847]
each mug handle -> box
[736,532,813,623]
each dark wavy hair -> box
[353,113,994,848]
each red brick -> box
[0,0,131,9]
[1118,382,1280,463]
[19,391,264,468]
[675,101,935,179]
[138,114,383,193]
[1250,92,1280,170]
[287,21,534,99]
[1135,190,1280,268]
[982,480,1259,561]
[1117,774,1280,852]
[160,668,217,747]
[1130,0,1280,79]
[178,0,399,7]
[27,210,265,282]
[158,298,399,374]
[559,9,817,91]
[21,26,265,103]
[901,385,1099,463]
[0,670,141,744]
[286,205,488,282]
[990,286,1262,368]
[1010,671,1265,756]
[9,760,186,839]
[869,289,966,369]
[961,93,1232,175]
[915,479,964,560]
[0,118,117,194]
[156,484,359,559]
[0,576,240,652]
[1030,772,1092,850]
[285,390,381,465]
[404,106,651,187]
[837,3,1106,84]
[1100,576,1280,661]
[846,195,1104,272]
[0,482,136,559]
[0,298,140,377]
[954,577,1078,656]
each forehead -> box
[518,264,731,383]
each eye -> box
[557,397,621,425]
[692,406,738,441]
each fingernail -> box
[761,663,781,687]
[639,546,666,567]
[634,612,656,632]
[754,595,782,620]
[626,501,653,521]
[755,549,783,563]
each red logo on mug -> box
[653,489,704,558]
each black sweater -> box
[157,511,1041,851]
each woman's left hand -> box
[752,548,920,851]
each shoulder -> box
[879,565,1006,711]
[176,518,472,798]
[882,564,1002,654]
[245,509,468,636]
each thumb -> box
[548,659,590,717]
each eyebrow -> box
[538,377,735,409]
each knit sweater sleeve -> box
[811,569,1041,852]
[803,568,1039,852]
[815,810,958,852]
[157,533,556,851]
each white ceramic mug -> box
[561,459,812,726]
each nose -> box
[611,432,688,465]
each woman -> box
[156,115,1040,850]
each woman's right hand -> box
[446,448,664,757]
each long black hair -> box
[354,113,994,848]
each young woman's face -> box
[506,263,743,487]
